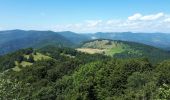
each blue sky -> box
[0,0,170,32]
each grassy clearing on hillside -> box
[12,52,51,71]
[24,53,51,61]
[77,48,105,54]
[79,40,144,56]
[13,61,33,71]
[106,47,125,56]
[78,40,127,55]
[33,53,51,61]
[12,61,21,71]
[77,47,125,56]
[20,61,33,67]
[12,66,21,72]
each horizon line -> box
[0,29,170,34]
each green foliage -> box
[124,72,158,100]
[80,39,170,64]
[0,74,24,100]
[0,46,170,99]
[156,60,170,85]
[156,84,170,99]
[55,58,154,99]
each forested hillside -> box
[0,30,74,55]
[78,39,170,64]
[57,31,91,44]
[0,46,170,99]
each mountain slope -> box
[57,31,91,44]
[78,39,170,63]
[0,30,74,55]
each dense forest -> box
[0,46,170,100]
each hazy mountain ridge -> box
[57,31,91,44]
[90,32,170,49]
[0,30,74,55]
[1,30,170,55]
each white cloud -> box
[140,12,164,21]
[128,13,142,21]
[52,12,170,33]
[164,18,170,22]
[128,13,164,21]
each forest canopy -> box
[0,46,170,99]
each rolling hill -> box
[77,39,170,63]
[0,30,74,55]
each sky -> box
[0,0,170,33]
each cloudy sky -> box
[0,0,170,33]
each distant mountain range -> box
[88,32,170,50]
[0,30,170,55]
[0,30,73,55]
